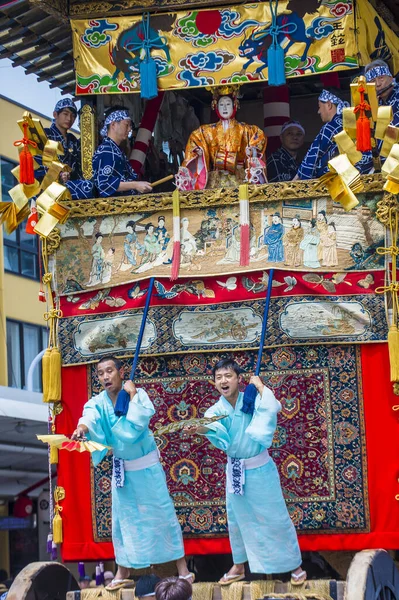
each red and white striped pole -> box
[129,92,164,176]
[263,85,290,157]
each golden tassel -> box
[52,486,65,544]
[388,325,399,382]
[50,445,58,465]
[52,511,63,544]
[375,204,399,394]
[42,348,52,403]
[49,347,62,402]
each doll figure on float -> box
[176,86,267,191]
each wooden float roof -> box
[0,0,397,96]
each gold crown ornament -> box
[206,84,242,110]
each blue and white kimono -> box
[266,147,299,183]
[78,388,184,569]
[377,84,399,158]
[45,122,82,180]
[297,114,373,180]
[203,389,302,574]
[35,122,82,182]
[92,137,138,198]
[383,83,399,127]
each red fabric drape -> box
[59,344,399,561]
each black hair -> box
[0,570,8,584]
[155,577,192,600]
[109,247,115,253]
[293,214,302,226]
[329,221,336,230]
[97,355,123,370]
[158,215,165,222]
[212,357,242,380]
[145,222,154,232]
[136,575,161,597]
[310,217,317,228]
[126,220,136,230]
[317,210,327,222]
[95,232,103,239]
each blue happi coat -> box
[92,137,138,197]
[266,147,299,183]
[203,388,302,574]
[297,114,373,180]
[79,388,184,569]
[45,122,82,179]
[35,122,82,183]
[378,84,399,158]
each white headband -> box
[100,109,130,137]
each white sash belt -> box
[226,448,270,496]
[113,449,160,488]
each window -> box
[6,320,48,392]
[1,157,40,280]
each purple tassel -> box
[78,562,85,578]
[95,565,101,586]
[51,541,58,561]
[47,534,53,554]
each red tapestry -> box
[58,270,386,366]
[57,343,399,561]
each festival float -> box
[2,0,399,598]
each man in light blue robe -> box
[72,356,192,591]
[184,358,305,586]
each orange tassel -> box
[14,122,37,185]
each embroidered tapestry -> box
[58,269,387,365]
[70,0,399,95]
[89,344,369,541]
[55,197,386,295]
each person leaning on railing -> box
[66,106,152,200]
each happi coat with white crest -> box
[78,388,184,569]
[203,388,302,574]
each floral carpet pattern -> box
[90,344,369,541]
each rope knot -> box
[377,245,399,256]
[13,121,38,150]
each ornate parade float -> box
[2,0,399,597]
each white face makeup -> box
[218,96,234,120]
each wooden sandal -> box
[291,569,307,586]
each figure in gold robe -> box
[321,222,338,267]
[284,216,304,268]
[176,87,267,190]
[316,210,328,263]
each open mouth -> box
[104,382,112,388]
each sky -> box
[0,57,78,121]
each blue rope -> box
[125,12,168,61]
[252,1,297,44]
